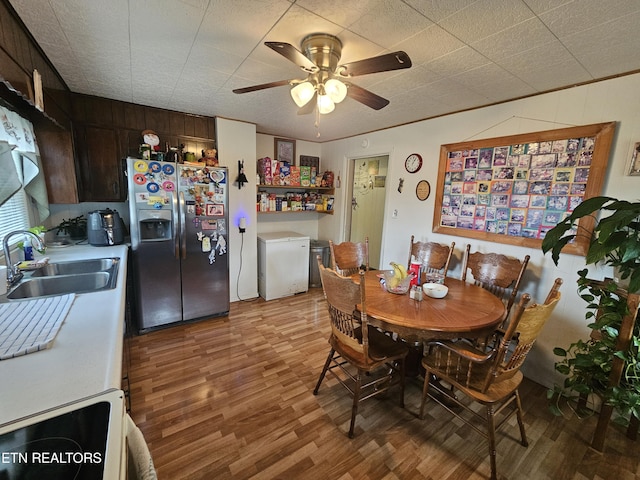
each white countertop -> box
[0,243,129,426]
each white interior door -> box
[348,156,388,269]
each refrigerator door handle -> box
[179,191,187,259]
[172,190,179,259]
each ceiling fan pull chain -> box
[315,107,321,138]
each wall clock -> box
[405,153,422,173]
[416,180,431,201]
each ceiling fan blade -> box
[346,83,390,110]
[297,93,317,115]
[265,42,318,72]
[232,79,292,94]
[339,51,412,77]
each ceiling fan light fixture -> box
[290,81,315,107]
[325,78,347,103]
[317,94,335,114]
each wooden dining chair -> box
[407,235,455,278]
[313,256,409,438]
[329,237,369,276]
[419,277,562,480]
[461,244,530,323]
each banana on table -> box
[388,262,408,289]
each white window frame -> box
[0,150,36,257]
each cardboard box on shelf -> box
[301,166,311,187]
[280,162,291,185]
[258,157,272,185]
[290,166,301,186]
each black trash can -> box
[309,240,330,287]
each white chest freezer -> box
[258,231,310,301]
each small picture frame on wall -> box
[627,142,640,176]
[274,138,296,165]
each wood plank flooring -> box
[129,287,640,479]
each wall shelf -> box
[257,184,335,215]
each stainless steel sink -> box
[30,257,119,277]
[4,257,120,300]
[7,272,117,299]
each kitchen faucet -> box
[3,230,46,288]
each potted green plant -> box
[541,196,640,425]
[53,215,87,240]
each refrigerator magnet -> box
[201,236,212,252]
[201,220,217,230]
[162,163,175,175]
[134,160,147,172]
[133,173,146,185]
[149,161,161,173]
[206,204,223,216]
[216,235,227,255]
[210,170,225,183]
[162,180,175,191]
[146,182,160,193]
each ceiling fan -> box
[233,33,412,114]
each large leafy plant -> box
[542,196,640,424]
[548,271,640,422]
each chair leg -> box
[486,404,498,480]
[398,358,406,408]
[419,370,431,420]
[514,390,528,447]
[313,348,335,395]
[349,370,363,438]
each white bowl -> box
[423,282,448,299]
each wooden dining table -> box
[353,270,506,342]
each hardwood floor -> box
[129,287,640,479]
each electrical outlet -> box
[392,209,398,218]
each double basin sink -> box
[5,257,120,300]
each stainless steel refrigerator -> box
[127,157,230,331]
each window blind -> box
[0,184,30,249]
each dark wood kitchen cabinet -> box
[73,124,124,202]
[69,93,216,202]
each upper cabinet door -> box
[74,125,124,202]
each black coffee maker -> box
[87,209,125,246]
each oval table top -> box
[353,271,506,341]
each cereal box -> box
[279,162,291,185]
[258,157,272,185]
[290,166,301,186]
[271,159,281,185]
[301,166,311,187]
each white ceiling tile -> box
[424,46,491,77]
[199,0,290,57]
[471,17,557,62]
[561,11,640,78]
[51,0,129,39]
[453,63,535,101]
[437,0,535,43]
[347,0,436,49]
[539,0,640,38]
[393,24,466,66]
[496,40,593,89]
[521,0,573,15]
[7,0,640,141]
[404,0,482,23]
[294,0,386,28]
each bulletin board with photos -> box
[432,122,616,256]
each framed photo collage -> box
[432,122,616,256]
